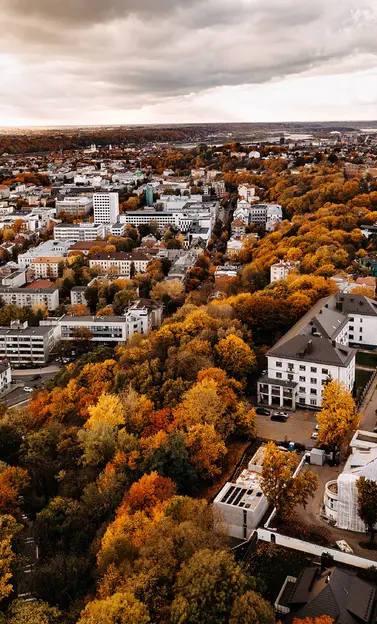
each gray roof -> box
[269,334,356,368]
[0,287,57,294]
[60,315,128,324]
[0,325,52,336]
[334,293,377,317]
[290,567,376,624]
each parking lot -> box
[256,408,318,448]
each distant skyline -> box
[1,0,377,127]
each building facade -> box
[56,196,93,217]
[0,320,56,366]
[93,192,120,224]
[89,252,151,276]
[0,286,59,311]
[54,223,107,242]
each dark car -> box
[31,374,42,381]
[256,407,270,416]
[270,413,289,423]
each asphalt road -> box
[2,370,58,408]
[256,408,318,448]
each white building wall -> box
[93,193,119,224]
[348,314,377,346]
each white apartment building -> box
[270,260,298,283]
[0,320,56,366]
[18,240,75,269]
[0,285,59,311]
[70,287,88,307]
[0,362,11,397]
[238,184,256,202]
[31,256,66,278]
[59,312,149,344]
[89,252,151,276]
[257,297,356,411]
[214,446,268,540]
[93,193,119,224]
[54,223,107,242]
[327,293,377,348]
[120,210,182,231]
[56,196,93,217]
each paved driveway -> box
[257,408,318,448]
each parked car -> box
[315,424,320,431]
[273,411,289,418]
[311,431,318,439]
[335,540,354,554]
[23,387,33,393]
[271,413,289,423]
[256,407,270,416]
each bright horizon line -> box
[1,119,377,131]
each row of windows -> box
[276,361,328,374]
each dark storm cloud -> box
[0,0,377,123]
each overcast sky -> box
[1,0,377,127]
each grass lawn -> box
[356,351,377,369]
[355,368,373,392]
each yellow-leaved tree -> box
[317,380,360,452]
[261,442,317,521]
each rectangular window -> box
[299,397,305,404]
[310,399,317,406]
[299,376,305,382]
[276,372,282,379]
[299,386,305,392]
[360,327,363,332]
[322,369,328,375]
[299,365,306,371]
[288,374,294,381]
[349,326,354,331]
[310,388,317,395]
[310,367,317,373]
[276,361,282,368]
[310,378,317,384]
[349,334,354,340]
[349,317,354,321]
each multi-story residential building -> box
[0,267,27,288]
[18,240,75,269]
[126,299,163,330]
[0,282,59,311]
[111,222,127,237]
[0,185,10,200]
[231,219,246,238]
[89,251,151,276]
[328,293,377,347]
[257,297,356,410]
[70,287,88,307]
[54,222,107,242]
[30,256,66,278]
[58,306,157,343]
[0,320,56,366]
[120,210,181,230]
[238,183,256,202]
[0,361,12,397]
[56,196,93,217]
[93,192,119,224]
[270,260,298,283]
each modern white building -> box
[0,320,56,366]
[54,223,107,242]
[258,296,356,410]
[324,430,377,532]
[214,446,268,540]
[270,260,298,283]
[93,192,119,224]
[70,287,88,307]
[56,196,93,217]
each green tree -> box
[357,476,377,543]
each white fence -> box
[257,528,377,569]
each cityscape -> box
[1,1,377,623]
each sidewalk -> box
[11,365,61,376]
[360,374,377,430]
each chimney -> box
[332,340,336,347]
[307,339,313,354]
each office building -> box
[56,196,93,217]
[54,223,107,242]
[0,320,56,366]
[93,192,119,224]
